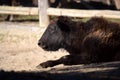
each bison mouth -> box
[38,42,59,51]
[42,46,59,51]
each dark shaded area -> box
[0,61,120,80]
[0,0,33,7]
[49,0,116,10]
[18,0,33,7]
[88,1,115,10]
[11,19,39,22]
[0,14,39,22]
[0,0,116,9]
[0,0,12,5]
[0,70,49,80]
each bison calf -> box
[37,16,120,68]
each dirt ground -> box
[0,22,68,71]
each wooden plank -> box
[47,8,120,19]
[38,0,49,27]
[0,6,38,15]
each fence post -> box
[6,0,17,21]
[114,0,120,10]
[38,0,49,27]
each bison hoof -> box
[37,61,55,68]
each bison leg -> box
[37,55,88,68]
[37,60,61,68]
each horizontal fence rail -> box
[0,6,38,15]
[1,6,120,18]
[47,8,120,19]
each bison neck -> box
[63,29,87,55]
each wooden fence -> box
[0,0,120,27]
[39,0,120,27]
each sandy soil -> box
[0,22,68,71]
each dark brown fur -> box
[37,16,120,68]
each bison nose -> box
[38,42,47,49]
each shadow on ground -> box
[0,61,120,80]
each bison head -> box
[38,16,71,51]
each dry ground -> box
[0,22,68,71]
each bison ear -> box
[57,16,71,32]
